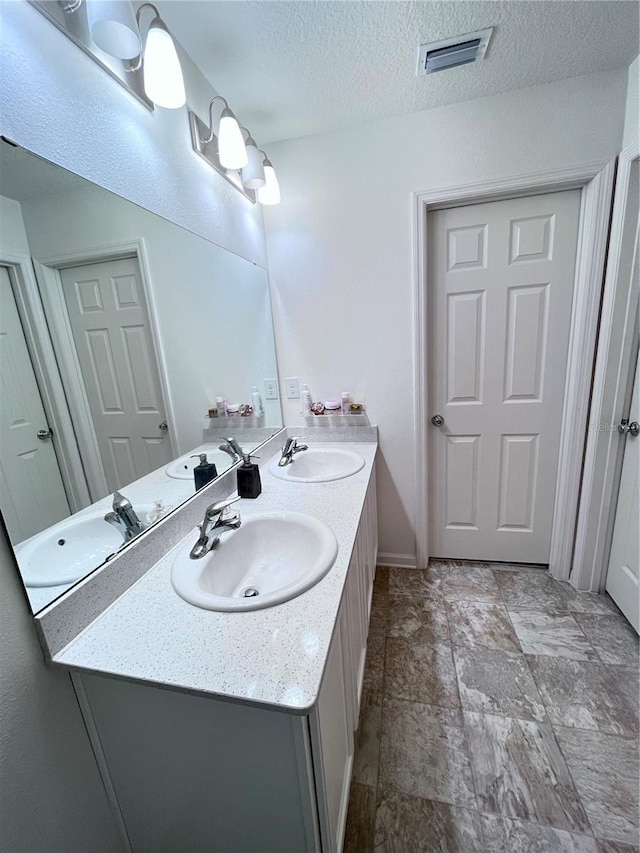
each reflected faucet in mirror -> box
[190,496,242,560]
[218,437,244,463]
[104,492,147,546]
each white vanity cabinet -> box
[76,471,378,853]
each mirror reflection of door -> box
[59,256,173,494]
[0,264,70,541]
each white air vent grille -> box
[417,28,493,76]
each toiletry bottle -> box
[216,396,226,417]
[341,391,351,414]
[237,454,261,498]
[301,384,312,414]
[251,385,263,415]
[191,453,218,490]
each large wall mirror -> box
[0,141,282,614]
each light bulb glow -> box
[143,20,186,109]
[88,0,141,59]
[241,141,266,189]
[258,164,281,205]
[218,111,248,170]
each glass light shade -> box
[258,163,281,205]
[241,141,266,189]
[218,110,248,170]
[87,0,141,60]
[143,18,186,109]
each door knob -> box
[618,419,639,437]
[431,414,445,427]
[158,421,168,431]
[37,428,54,440]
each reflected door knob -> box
[431,414,445,427]
[618,419,640,437]
[37,428,54,440]
[158,421,168,431]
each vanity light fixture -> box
[129,3,186,109]
[240,128,266,190]
[197,97,248,170]
[86,0,141,60]
[257,152,281,206]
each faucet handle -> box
[207,495,241,518]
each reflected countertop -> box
[51,441,377,714]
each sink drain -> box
[243,587,259,598]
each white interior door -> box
[429,190,581,563]
[606,350,639,632]
[60,257,172,494]
[0,266,70,542]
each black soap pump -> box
[191,453,218,491]
[237,453,261,499]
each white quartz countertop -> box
[52,442,377,714]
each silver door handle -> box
[431,414,445,427]
[618,419,639,437]
[158,421,168,431]
[37,428,54,440]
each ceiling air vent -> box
[417,28,493,76]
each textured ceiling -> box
[157,1,638,145]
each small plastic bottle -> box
[216,396,226,417]
[301,384,312,414]
[251,385,263,415]
[341,391,351,414]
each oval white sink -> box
[165,449,232,481]
[171,512,338,612]
[17,505,153,588]
[269,447,365,483]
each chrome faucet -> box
[278,436,309,467]
[218,436,244,463]
[104,491,147,544]
[189,495,241,560]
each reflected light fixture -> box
[87,0,141,60]
[198,97,248,170]
[240,128,266,189]
[132,3,186,109]
[257,152,281,205]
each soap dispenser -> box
[237,454,261,499]
[191,453,218,490]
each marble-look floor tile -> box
[363,630,385,694]
[379,697,475,807]
[432,564,502,603]
[374,790,484,852]
[384,638,460,708]
[446,600,521,654]
[554,582,620,616]
[369,594,389,634]
[388,567,442,600]
[386,597,450,644]
[574,613,640,667]
[595,841,640,853]
[509,610,598,661]
[463,711,590,833]
[454,647,546,722]
[373,565,389,598]
[353,692,382,787]
[344,783,376,853]
[554,727,640,846]
[480,814,599,852]
[495,570,569,611]
[528,656,638,737]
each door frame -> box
[33,239,176,501]
[571,143,639,591]
[412,159,616,578]
[0,250,91,513]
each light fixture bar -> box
[28,0,153,110]
[188,110,256,203]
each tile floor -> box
[344,562,639,853]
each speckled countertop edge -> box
[51,441,377,714]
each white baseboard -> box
[377,552,418,569]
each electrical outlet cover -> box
[285,377,300,399]
[264,379,279,400]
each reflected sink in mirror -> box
[269,447,365,483]
[16,505,154,588]
[165,448,235,481]
[171,512,338,612]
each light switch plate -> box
[285,377,300,399]
[264,379,279,400]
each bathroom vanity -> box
[43,434,378,853]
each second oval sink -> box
[269,447,365,483]
[171,512,338,612]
